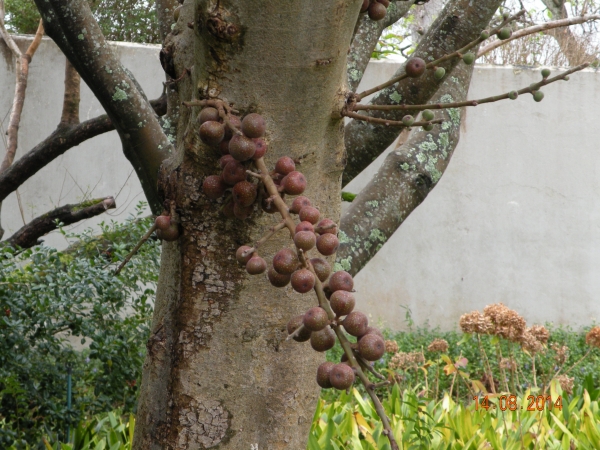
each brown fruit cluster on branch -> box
[360,0,390,21]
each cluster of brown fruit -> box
[360,0,390,21]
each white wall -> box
[2,39,599,330]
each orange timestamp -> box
[473,394,563,411]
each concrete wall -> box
[2,39,600,330]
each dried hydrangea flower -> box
[586,326,600,349]
[384,340,399,354]
[459,311,494,334]
[529,325,550,344]
[555,374,574,395]
[427,338,449,353]
[551,343,569,365]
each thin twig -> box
[241,221,286,258]
[343,111,443,128]
[114,223,158,275]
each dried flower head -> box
[427,338,449,353]
[459,311,494,334]
[555,374,574,395]
[520,330,544,355]
[388,351,424,370]
[551,343,569,365]
[483,303,526,342]
[586,326,600,349]
[499,357,517,371]
[384,340,399,354]
[529,325,550,344]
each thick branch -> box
[0,95,167,204]
[338,60,475,277]
[347,1,416,92]
[33,0,173,213]
[155,0,179,42]
[60,59,81,125]
[343,0,503,186]
[5,197,116,249]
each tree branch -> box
[338,60,475,276]
[60,59,81,125]
[5,197,116,249]
[33,0,173,213]
[0,95,167,204]
[343,0,504,186]
[347,1,416,92]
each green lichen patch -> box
[390,92,402,104]
[112,87,128,101]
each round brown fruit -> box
[198,107,220,124]
[291,269,315,293]
[368,1,387,20]
[155,215,171,231]
[330,290,355,317]
[361,326,384,340]
[222,160,247,185]
[310,258,331,282]
[221,201,235,219]
[267,266,291,287]
[275,156,296,175]
[157,223,180,242]
[233,203,253,220]
[299,206,320,224]
[273,248,299,275]
[329,363,355,390]
[232,181,257,207]
[261,196,278,214]
[358,334,385,361]
[236,246,253,265]
[342,311,368,337]
[329,271,354,292]
[287,315,311,342]
[229,134,256,161]
[246,256,267,275]
[219,140,230,155]
[303,306,329,332]
[405,57,426,78]
[316,234,340,256]
[199,121,225,146]
[294,231,316,251]
[223,115,242,140]
[241,113,266,138]
[219,154,235,169]
[283,171,307,195]
[316,362,335,388]
[360,0,369,12]
[202,175,226,200]
[377,0,390,6]
[295,221,314,234]
[316,218,337,235]
[310,327,336,352]
[252,138,267,159]
[289,196,311,214]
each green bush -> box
[0,204,159,447]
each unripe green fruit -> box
[294,231,316,251]
[329,270,354,292]
[434,67,446,80]
[223,115,242,140]
[291,269,315,293]
[480,30,490,40]
[422,109,434,121]
[497,28,512,40]
[310,327,336,352]
[222,160,247,185]
[316,233,339,256]
[229,134,256,161]
[155,215,171,231]
[232,181,257,207]
[423,123,434,131]
[462,52,475,65]
[405,57,426,78]
[289,196,311,214]
[316,362,335,389]
[246,256,267,275]
[357,334,385,361]
[198,107,220,124]
[173,5,182,21]
[532,91,544,102]
[199,121,225,146]
[283,171,307,195]
[202,175,226,200]
[267,266,290,287]
[329,363,355,390]
[273,248,299,275]
[502,12,510,20]
[157,223,180,242]
[343,311,369,337]
[564,75,570,81]
[402,115,415,127]
[316,218,338,235]
[541,68,551,78]
[236,246,253,265]
[368,1,387,20]
[330,290,355,316]
[508,90,518,100]
[287,315,311,342]
[275,156,296,175]
[241,113,266,138]
[303,307,329,332]
[299,206,320,224]
[310,258,331,282]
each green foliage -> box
[0,203,159,447]
[4,0,163,43]
[372,32,407,60]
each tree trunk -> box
[134,1,361,448]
